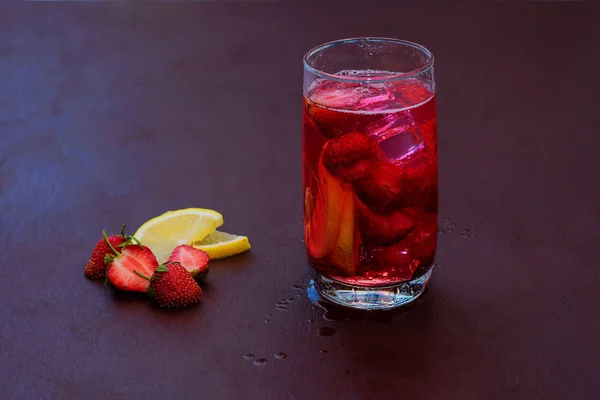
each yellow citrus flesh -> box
[133,208,223,263]
[193,230,251,259]
[330,193,357,276]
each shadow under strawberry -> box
[209,250,255,270]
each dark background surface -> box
[1,1,599,399]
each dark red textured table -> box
[1,1,599,399]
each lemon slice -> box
[134,208,223,263]
[193,230,251,259]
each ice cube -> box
[378,127,424,162]
[357,93,395,111]
[366,110,422,162]
[310,81,362,109]
[365,111,414,141]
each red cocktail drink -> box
[303,38,437,309]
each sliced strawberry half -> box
[168,245,210,280]
[105,237,159,293]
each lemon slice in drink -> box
[134,208,223,263]
[193,231,251,259]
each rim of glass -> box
[303,37,434,83]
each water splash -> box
[253,358,268,367]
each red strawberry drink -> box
[303,38,437,309]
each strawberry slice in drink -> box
[357,200,415,246]
[353,149,437,215]
[353,161,406,215]
[321,132,381,183]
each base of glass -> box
[313,267,432,310]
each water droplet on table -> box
[274,352,287,360]
[320,349,328,354]
[253,358,268,366]
[296,293,303,298]
[292,284,304,291]
[242,353,254,361]
[318,327,336,337]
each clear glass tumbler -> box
[302,37,437,309]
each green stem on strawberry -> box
[103,230,121,257]
[133,269,152,281]
[131,235,144,248]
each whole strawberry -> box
[321,132,381,182]
[147,262,203,308]
[84,226,131,279]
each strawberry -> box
[84,226,131,279]
[360,212,437,271]
[321,132,381,182]
[353,148,438,215]
[353,161,406,215]
[168,245,210,280]
[357,201,415,245]
[105,234,159,293]
[147,262,203,308]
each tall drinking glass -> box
[302,38,437,309]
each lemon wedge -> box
[193,230,251,259]
[134,208,223,263]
